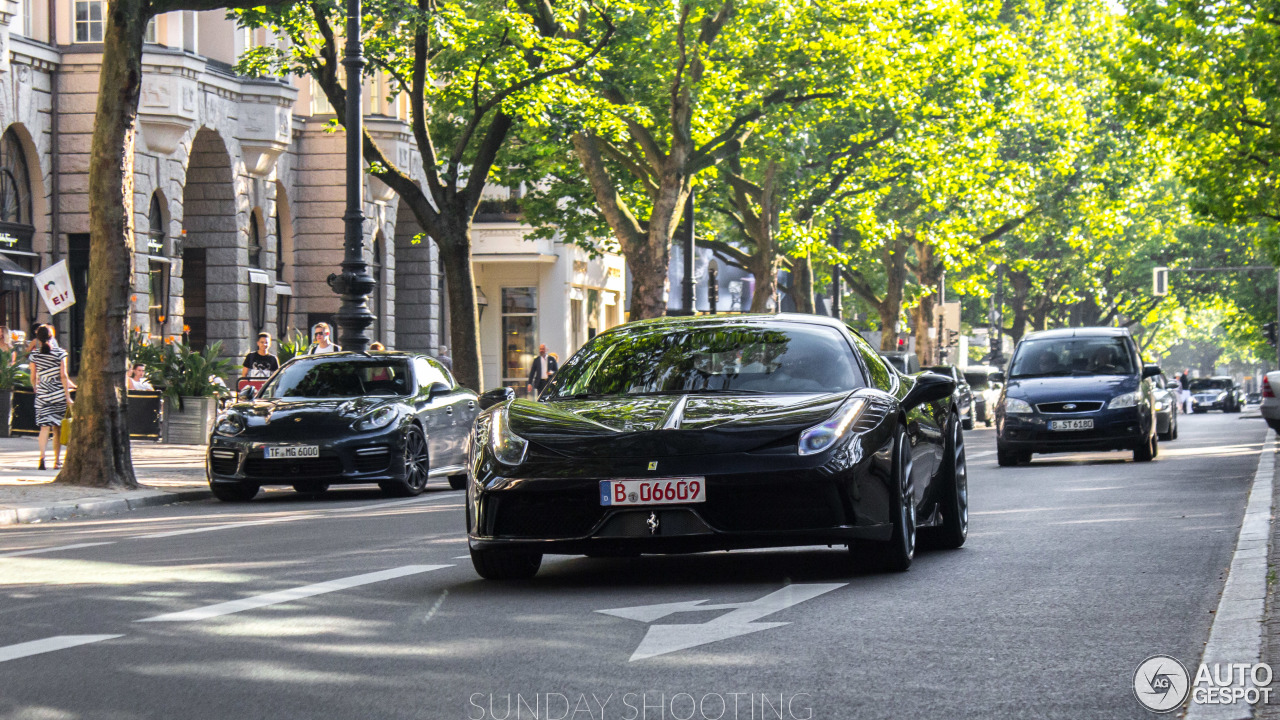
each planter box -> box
[163,396,216,445]
[0,390,10,438]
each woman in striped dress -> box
[28,324,74,470]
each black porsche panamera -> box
[206,352,478,501]
[466,314,967,580]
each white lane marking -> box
[967,450,996,459]
[453,555,470,559]
[0,635,123,663]
[0,542,116,558]
[599,583,845,661]
[137,565,452,623]
[132,495,452,540]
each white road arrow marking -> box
[598,583,846,661]
[0,635,123,663]
[0,542,115,557]
[137,565,451,622]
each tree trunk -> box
[435,223,482,392]
[878,236,908,350]
[792,254,814,314]
[1004,270,1031,344]
[911,294,935,365]
[57,0,144,489]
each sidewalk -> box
[0,436,210,525]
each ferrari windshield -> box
[1009,337,1136,378]
[261,358,412,399]
[544,323,864,397]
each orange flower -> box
[131,295,137,303]
[164,336,173,344]
[134,326,142,333]
[182,324,190,333]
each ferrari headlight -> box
[214,414,245,436]
[353,405,398,432]
[798,396,868,456]
[1107,391,1141,409]
[1004,397,1033,414]
[490,406,528,466]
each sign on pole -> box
[1153,267,1168,296]
[34,260,75,315]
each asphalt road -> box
[0,411,1268,720]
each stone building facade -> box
[0,3,626,382]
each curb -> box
[0,488,211,526]
[1186,433,1276,720]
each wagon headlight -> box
[490,406,528,466]
[353,405,398,432]
[798,396,867,456]
[1107,391,1141,409]
[214,414,245,436]
[1004,397,1033,414]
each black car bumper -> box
[997,407,1148,454]
[207,427,406,486]
[467,435,899,555]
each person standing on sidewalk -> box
[526,343,558,397]
[436,345,453,372]
[127,364,154,391]
[305,322,342,355]
[240,333,280,379]
[28,325,74,470]
[1179,370,1192,414]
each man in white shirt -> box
[306,322,342,354]
[526,344,558,396]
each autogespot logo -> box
[1134,655,1191,713]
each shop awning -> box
[0,254,34,293]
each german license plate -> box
[600,478,705,506]
[1048,419,1094,431]
[263,445,319,459]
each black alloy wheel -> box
[447,473,468,491]
[470,546,543,580]
[1134,431,1157,462]
[873,426,916,572]
[293,482,329,497]
[210,482,259,502]
[380,424,430,497]
[1170,411,1178,440]
[996,442,1020,467]
[922,415,968,550]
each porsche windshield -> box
[545,324,864,397]
[261,358,412,399]
[1009,337,1136,378]
[1189,379,1232,392]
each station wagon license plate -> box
[1048,419,1094,431]
[600,478,706,506]
[263,445,319,459]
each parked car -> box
[1247,392,1262,406]
[467,314,964,579]
[1189,377,1241,413]
[1151,373,1180,441]
[927,365,975,430]
[881,351,921,375]
[207,351,478,501]
[1262,372,1280,432]
[994,327,1161,466]
[963,365,1001,427]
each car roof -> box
[603,313,853,334]
[1020,327,1132,341]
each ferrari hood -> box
[507,392,848,457]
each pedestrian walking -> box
[1179,370,1192,414]
[28,324,74,470]
[241,332,280,378]
[127,363,154,391]
[436,344,453,372]
[305,322,342,355]
[0,326,14,363]
[526,343,558,396]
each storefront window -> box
[501,287,537,397]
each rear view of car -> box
[1262,372,1280,432]
[995,328,1161,466]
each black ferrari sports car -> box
[207,352,478,501]
[466,314,967,580]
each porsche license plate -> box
[263,445,319,459]
[1048,419,1094,431]
[600,478,705,506]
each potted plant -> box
[277,330,310,365]
[159,340,236,444]
[0,348,29,438]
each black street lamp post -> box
[708,258,719,314]
[326,0,375,352]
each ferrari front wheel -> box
[874,426,916,572]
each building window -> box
[74,0,104,42]
[248,214,262,268]
[0,130,31,230]
[146,194,166,255]
[370,235,383,342]
[501,287,537,397]
[148,259,169,335]
[144,18,157,43]
[274,212,284,277]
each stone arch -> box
[1,123,50,249]
[0,124,41,335]
[392,204,438,353]
[180,127,241,353]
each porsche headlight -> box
[1004,397,1033,414]
[1108,391,1141,409]
[1216,392,1228,402]
[353,405,398,432]
[214,414,245,436]
[798,396,868,456]
[490,406,528,466]
[1154,397,1169,411]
